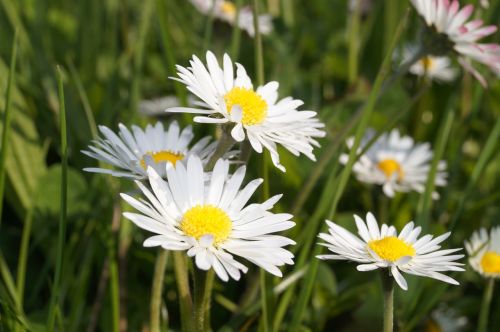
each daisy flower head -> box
[465,226,500,279]
[317,212,464,290]
[410,0,500,86]
[340,129,447,198]
[403,46,458,82]
[82,121,219,179]
[188,0,273,36]
[120,156,295,281]
[168,51,326,172]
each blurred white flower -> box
[317,212,465,290]
[425,305,467,332]
[465,226,500,279]
[188,0,272,36]
[121,156,295,281]
[139,96,196,117]
[340,129,447,198]
[404,46,458,82]
[82,122,218,179]
[480,0,489,9]
[168,51,326,172]
[411,0,500,86]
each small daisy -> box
[168,51,325,172]
[411,0,500,86]
[465,226,500,279]
[425,306,467,332]
[340,129,447,198]
[82,121,219,179]
[404,47,458,82]
[188,0,273,36]
[317,212,464,290]
[120,156,295,281]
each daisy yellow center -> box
[377,159,404,181]
[368,236,416,262]
[220,1,236,16]
[224,87,268,126]
[421,56,435,71]
[480,251,500,274]
[140,151,184,169]
[180,205,232,244]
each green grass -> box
[0,0,499,331]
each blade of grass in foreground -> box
[47,66,68,331]
[286,10,410,331]
[0,30,18,228]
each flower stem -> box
[173,252,194,332]
[150,250,169,332]
[381,272,394,332]
[47,66,68,332]
[477,278,495,332]
[348,0,362,85]
[205,127,236,171]
[230,0,243,60]
[193,268,215,332]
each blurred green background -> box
[0,0,499,331]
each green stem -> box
[381,272,394,332]
[0,29,18,228]
[16,208,33,308]
[477,278,495,332]
[202,1,217,51]
[173,252,194,332]
[47,66,68,332]
[150,250,169,332]
[193,268,214,332]
[348,0,361,85]
[109,254,120,332]
[230,0,243,60]
[204,128,236,171]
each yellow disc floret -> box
[480,251,500,274]
[140,150,184,169]
[220,1,236,16]
[377,159,404,181]
[368,236,416,262]
[421,56,435,71]
[180,205,232,244]
[224,87,268,126]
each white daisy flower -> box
[317,212,464,290]
[404,47,458,82]
[411,0,500,86]
[465,226,500,279]
[82,121,218,179]
[425,305,468,332]
[340,129,447,198]
[188,0,273,36]
[120,156,295,281]
[168,51,326,172]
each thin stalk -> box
[450,117,500,231]
[287,10,410,331]
[47,66,68,331]
[66,58,98,139]
[0,30,18,227]
[193,268,214,332]
[477,278,495,332]
[348,0,362,85]
[381,272,394,332]
[173,252,194,332]
[157,0,188,107]
[109,255,120,332]
[16,208,33,307]
[415,106,455,231]
[230,0,243,60]
[150,250,169,332]
[204,129,236,171]
[202,1,217,52]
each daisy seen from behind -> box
[120,156,295,281]
[465,226,500,279]
[340,129,447,198]
[317,212,464,290]
[188,0,272,36]
[410,0,500,86]
[82,121,219,179]
[167,51,326,172]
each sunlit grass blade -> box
[47,66,68,331]
[287,10,411,331]
[0,29,18,227]
[16,208,33,311]
[449,117,500,231]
